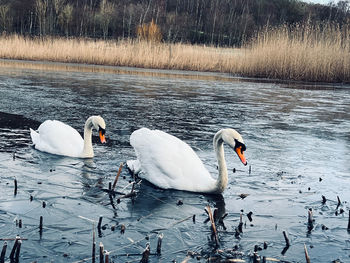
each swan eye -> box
[234,139,246,151]
[99,126,105,135]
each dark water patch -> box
[0,111,41,130]
[0,111,40,152]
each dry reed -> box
[237,22,350,82]
[0,34,239,73]
[0,22,349,83]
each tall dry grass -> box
[237,22,350,82]
[0,35,240,72]
[0,22,349,83]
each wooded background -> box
[0,0,349,46]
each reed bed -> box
[237,23,350,83]
[0,35,240,73]
[0,22,349,83]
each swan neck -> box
[213,131,228,193]
[82,117,94,158]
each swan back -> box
[30,115,106,158]
[31,120,84,157]
[130,128,216,192]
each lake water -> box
[0,61,349,262]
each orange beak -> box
[235,146,247,166]
[99,130,106,143]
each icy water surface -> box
[0,62,349,262]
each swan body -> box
[30,115,106,158]
[127,128,247,194]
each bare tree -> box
[98,0,115,39]
[58,3,73,37]
[53,0,64,35]
[0,0,349,46]
[36,0,48,36]
[0,4,11,33]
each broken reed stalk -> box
[140,243,150,263]
[92,242,96,263]
[104,251,109,263]
[92,223,96,263]
[308,209,313,224]
[131,181,135,193]
[120,224,125,234]
[238,212,243,233]
[112,163,124,191]
[156,233,163,255]
[39,216,43,233]
[109,194,116,210]
[304,244,311,263]
[282,231,290,247]
[0,241,7,263]
[119,191,136,199]
[14,240,21,263]
[99,242,104,263]
[9,236,19,260]
[117,182,137,201]
[14,178,17,195]
[253,252,259,263]
[221,213,228,221]
[213,208,218,222]
[97,216,103,231]
[308,209,313,230]
[337,196,341,209]
[205,206,219,246]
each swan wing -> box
[126,159,142,174]
[30,120,84,157]
[30,128,40,145]
[130,128,216,192]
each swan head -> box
[220,128,247,166]
[90,115,106,143]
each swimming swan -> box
[127,128,247,194]
[30,115,106,158]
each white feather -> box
[127,127,248,193]
[30,116,106,158]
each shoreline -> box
[0,32,349,84]
[1,29,350,84]
[0,58,346,89]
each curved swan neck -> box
[213,130,228,193]
[82,117,94,158]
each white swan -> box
[127,128,247,194]
[30,115,106,158]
